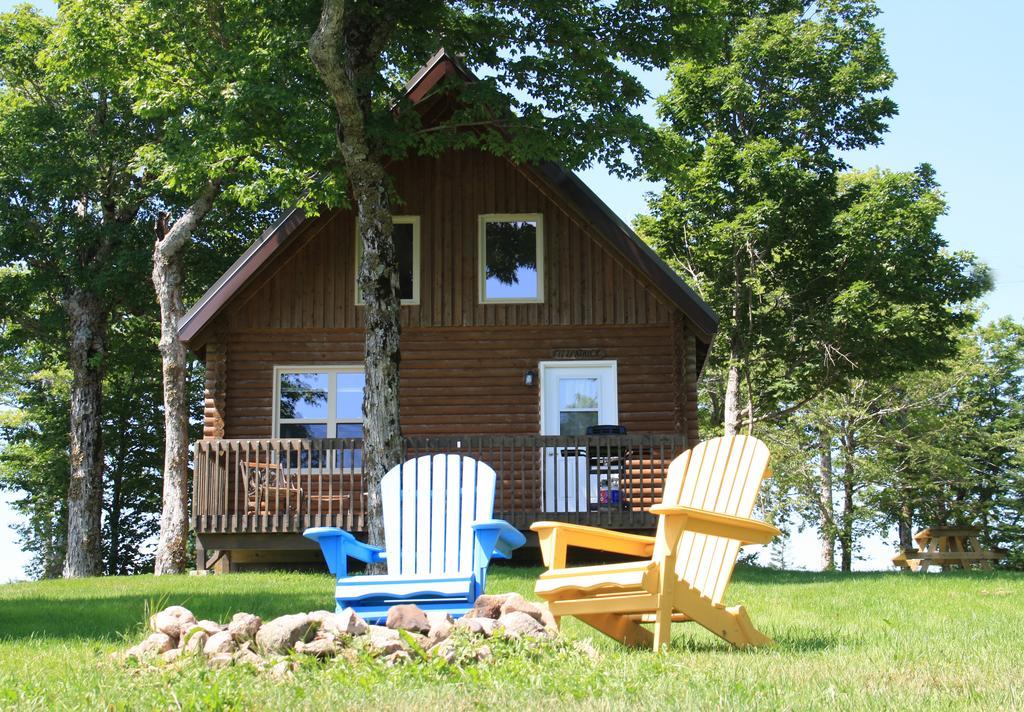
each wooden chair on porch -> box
[532,435,779,651]
[241,459,303,515]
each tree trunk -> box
[310,0,402,559]
[723,362,742,436]
[107,463,123,576]
[723,249,747,436]
[839,431,856,572]
[152,231,190,575]
[152,185,221,575]
[62,288,106,578]
[817,429,836,571]
[898,501,914,550]
[106,410,128,576]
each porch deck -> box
[192,434,688,536]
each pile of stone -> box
[120,592,562,674]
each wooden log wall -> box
[203,338,227,440]
[190,148,707,516]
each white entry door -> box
[540,361,618,512]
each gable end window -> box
[478,213,544,303]
[356,216,420,305]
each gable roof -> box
[177,49,718,347]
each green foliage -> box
[767,320,1024,569]
[638,0,988,429]
[0,298,185,577]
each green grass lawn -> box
[0,565,1022,710]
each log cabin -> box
[179,50,718,572]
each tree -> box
[0,277,167,577]
[638,0,986,437]
[304,0,721,552]
[868,320,1024,568]
[53,0,331,573]
[0,6,155,577]
[766,319,1024,571]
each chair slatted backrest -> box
[380,454,496,577]
[655,435,771,605]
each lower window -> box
[274,366,365,468]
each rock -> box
[475,644,493,663]
[432,638,493,665]
[149,606,197,639]
[307,610,335,624]
[207,653,234,669]
[204,631,236,656]
[269,660,294,681]
[227,612,262,643]
[467,593,512,619]
[295,635,339,659]
[425,611,454,647]
[255,614,318,655]
[456,616,499,637]
[497,611,549,639]
[181,629,209,654]
[573,639,600,661]
[536,605,560,634]
[383,650,411,666]
[318,608,369,637]
[127,632,175,660]
[196,619,224,634]
[500,595,545,623]
[366,625,407,655]
[160,648,182,664]
[386,604,430,634]
[234,646,264,667]
[432,637,459,663]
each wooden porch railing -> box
[192,434,689,535]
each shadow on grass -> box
[664,632,841,654]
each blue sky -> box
[1,0,1021,579]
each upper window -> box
[356,216,420,305]
[274,366,365,466]
[479,214,544,303]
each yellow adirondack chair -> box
[532,435,779,651]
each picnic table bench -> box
[892,526,1003,572]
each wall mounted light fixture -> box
[524,369,537,386]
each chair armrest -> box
[648,505,779,546]
[472,519,527,562]
[303,527,386,578]
[530,521,655,569]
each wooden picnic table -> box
[892,526,1003,572]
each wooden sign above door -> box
[551,348,607,360]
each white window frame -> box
[478,213,545,304]
[272,365,365,439]
[355,215,421,306]
[538,360,619,436]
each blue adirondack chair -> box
[304,453,526,622]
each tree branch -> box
[154,180,223,259]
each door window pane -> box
[278,373,328,419]
[559,378,599,410]
[336,372,366,420]
[483,219,539,300]
[559,411,599,436]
